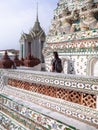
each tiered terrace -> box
[0,69,98,130]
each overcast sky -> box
[0,0,58,50]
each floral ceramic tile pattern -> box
[0,94,77,130]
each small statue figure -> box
[80,13,98,31]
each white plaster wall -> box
[93,60,98,76]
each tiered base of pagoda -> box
[0,69,98,130]
[0,92,77,130]
[0,85,98,130]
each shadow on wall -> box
[59,58,75,74]
[67,60,75,74]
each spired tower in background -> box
[44,0,98,76]
[19,5,46,63]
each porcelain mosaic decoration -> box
[0,69,98,129]
[0,0,98,129]
[0,94,77,130]
[43,0,98,76]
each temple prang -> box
[44,0,98,76]
[0,1,98,130]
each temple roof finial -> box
[29,1,45,35]
[36,2,39,22]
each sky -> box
[0,0,58,50]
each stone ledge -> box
[2,69,98,94]
[0,111,29,130]
[1,86,98,130]
[0,93,77,130]
[46,29,98,43]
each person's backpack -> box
[55,58,63,72]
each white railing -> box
[0,69,98,129]
[1,69,98,95]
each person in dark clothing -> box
[51,51,63,73]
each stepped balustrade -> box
[0,69,98,129]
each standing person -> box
[51,51,63,73]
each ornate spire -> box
[32,2,42,33]
[29,2,45,38]
[36,2,39,22]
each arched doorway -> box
[93,60,98,76]
[88,57,98,76]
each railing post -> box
[0,70,5,92]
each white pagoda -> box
[44,0,98,76]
